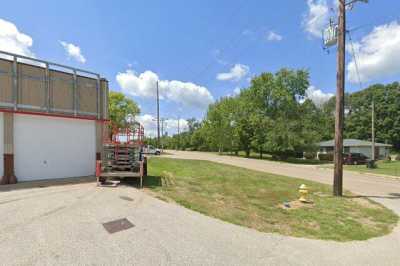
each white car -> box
[142,145,161,155]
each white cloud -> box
[60,41,86,63]
[116,69,214,109]
[212,49,228,65]
[136,114,157,137]
[347,21,400,83]
[267,31,283,41]
[303,0,329,38]
[136,114,188,137]
[304,86,333,107]
[233,87,242,95]
[216,63,250,82]
[0,18,35,58]
[242,29,254,36]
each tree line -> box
[158,69,400,157]
[108,69,400,157]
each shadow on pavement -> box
[0,176,96,193]
[118,175,162,189]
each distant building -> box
[319,139,391,159]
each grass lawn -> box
[344,161,400,177]
[146,157,398,242]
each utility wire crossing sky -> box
[0,0,399,135]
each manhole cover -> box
[102,218,134,234]
[119,196,134,201]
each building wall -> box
[320,145,390,160]
[350,146,389,159]
[0,113,3,177]
[350,146,371,158]
[14,114,96,181]
[379,147,390,159]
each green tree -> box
[246,69,313,158]
[108,91,140,128]
[204,97,238,153]
[345,82,400,150]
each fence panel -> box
[18,64,46,110]
[50,70,74,113]
[0,60,13,107]
[77,76,97,115]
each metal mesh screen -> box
[18,64,46,110]
[0,54,104,119]
[0,60,13,106]
[50,70,74,112]
[78,76,97,115]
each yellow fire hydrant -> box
[298,184,309,203]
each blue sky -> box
[1,0,400,135]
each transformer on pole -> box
[323,0,368,197]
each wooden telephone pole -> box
[177,117,180,150]
[156,81,160,148]
[333,0,368,196]
[371,100,375,161]
[333,0,346,197]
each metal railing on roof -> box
[0,50,106,120]
[0,50,100,77]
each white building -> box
[319,139,392,160]
[0,51,108,184]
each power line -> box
[185,2,260,84]
[194,26,264,89]
[347,14,399,34]
[347,31,363,90]
[179,0,246,80]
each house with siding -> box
[319,139,392,160]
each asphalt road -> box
[0,151,399,266]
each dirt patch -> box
[307,221,321,230]
[352,197,383,210]
[357,217,380,228]
[313,192,330,197]
[278,200,314,210]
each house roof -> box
[320,139,392,148]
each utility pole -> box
[333,0,346,197]
[156,81,160,149]
[177,117,180,150]
[160,118,165,151]
[371,100,375,161]
[332,0,368,197]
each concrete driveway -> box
[0,152,399,266]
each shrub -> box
[304,152,317,160]
[318,153,334,161]
[395,154,400,161]
[367,160,377,169]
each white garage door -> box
[15,114,96,181]
[0,113,3,177]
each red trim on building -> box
[0,109,109,122]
